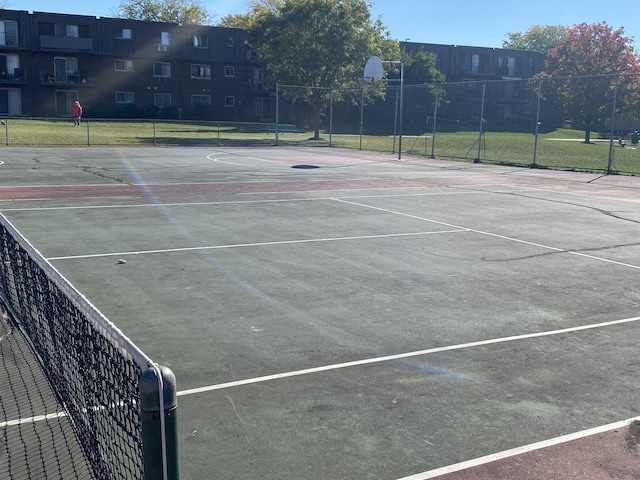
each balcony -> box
[459,64,491,76]
[0,33,20,48]
[39,35,93,51]
[245,79,266,93]
[0,68,26,84]
[41,70,93,85]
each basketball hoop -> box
[359,76,375,86]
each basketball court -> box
[2,145,640,479]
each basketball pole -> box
[398,61,404,160]
[359,81,364,150]
[363,56,404,159]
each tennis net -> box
[0,212,155,480]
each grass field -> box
[1,119,638,174]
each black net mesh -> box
[0,214,151,480]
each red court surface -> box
[418,419,640,479]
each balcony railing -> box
[0,68,26,84]
[41,70,93,85]
[0,33,20,48]
[39,35,93,51]
[245,79,266,93]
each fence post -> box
[4,118,8,146]
[475,82,486,163]
[392,85,399,155]
[532,78,542,167]
[430,84,439,159]
[607,75,619,175]
[275,83,280,146]
[86,120,90,146]
[359,84,364,150]
[329,88,333,147]
[152,121,156,147]
[398,62,404,160]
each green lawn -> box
[1,119,637,175]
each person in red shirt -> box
[71,100,83,127]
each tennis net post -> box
[141,364,180,480]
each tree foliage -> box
[502,25,567,54]
[534,22,640,142]
[112,0,214,25]
[227,0,400,137]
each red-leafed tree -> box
[536,22,640,143]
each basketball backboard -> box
[363,56,384,83]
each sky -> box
[14,0,640,50]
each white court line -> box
[0,411,67,428]
[0,190,497,211]
[333,198,640,270]
[46,230,467,261]
[177,315,640,397]
[5,316,640,431]
[396,416,640,480]
[207,153,288,166]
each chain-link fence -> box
[4,74,640,176]
[276,73,640,175]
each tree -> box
[502,25,567,54]
[401,49,446,132]
[112,0,214,25]
[226,0,399,138]
[535,22,640,143]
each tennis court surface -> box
[2,146,640,479]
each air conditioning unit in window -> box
[158,44,168,51]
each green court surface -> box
[2,146,640,479]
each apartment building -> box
[0,10,547,124]
[401,42,545,80]
[401,41,546,126]
[0,9,270,120]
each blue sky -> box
[15,0,640,49]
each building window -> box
[154,93,171,108]
[115,28,132,39]
[192,95,211,106]
[153,62,171,77]
[0,21,18,47]
[191,64,211,79]
[56,24,78,37]
[160,32,170,45]
[224,66,235,77]
[226,36,234,47]
[225,96,235,107]
[116,91,134,103]
[0,54,20,79]
[115,59,133,72]
[193,34,208,48]
[54,57,78,83]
